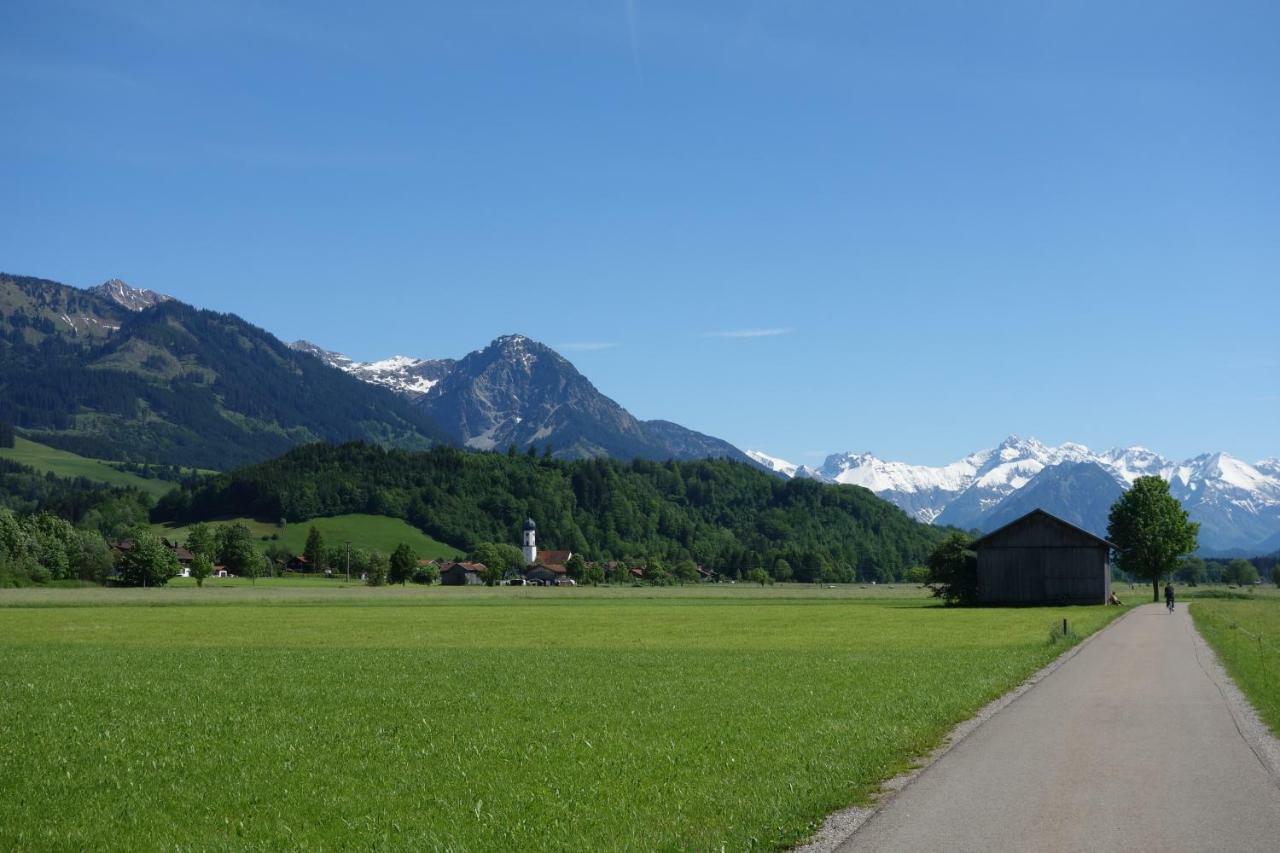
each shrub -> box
[926,532,977,605]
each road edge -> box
[793,605,1140,853]
[1186,603,1280,787]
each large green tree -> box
[119,528,179,587]
[1107,476,1199,602]
[217,522,258,579]
[185,522,217,560]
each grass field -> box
[153,513,462,560]
[1191,597,1280,735]
[0,587,1126,850]
[0,436,176,499]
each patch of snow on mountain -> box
[746,450,799,478]
[289,341,452,398]
[90,279,173,312]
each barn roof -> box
[969,508,1115,550]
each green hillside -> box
[154,513,461,560]
[157,442,948,581]
[0,437,175,499]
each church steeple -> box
[522,517,537,565]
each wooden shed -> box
[970,509,1113,605]
[439,561,486,586]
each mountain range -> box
[4,271,1274,554]
[0,272,757,471]
[747,438,1280,555]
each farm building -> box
[440,561,486,586]
[970,508,1113,605]
[525,564,567,585]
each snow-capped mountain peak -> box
[753,436,1280,552]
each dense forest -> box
[156,442,950,581]
[0,459,153,531]
[0,274,447,469]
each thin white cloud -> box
[703,328,793,339]
[557,341,622,352]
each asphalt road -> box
[838,603,1280,853]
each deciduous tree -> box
[365,551,389,586]
[1107,477,1199,602]
[217,522,258,579]
[119,528,179,587]
[926,532,977,605]
[190,553,213,588]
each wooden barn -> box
[439,561,486,586]
[970,509,1113,605]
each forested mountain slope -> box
[155,442,947,580]
[0,273,448,469]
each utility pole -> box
[346,541,351,582]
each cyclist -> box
[1164,582,1175,612]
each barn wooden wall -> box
[977,546,1110,605]
[975,514,1111,605]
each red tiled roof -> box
[539,550,573,565]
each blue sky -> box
[3,1,1277,466]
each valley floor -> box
[0,586,1123,850]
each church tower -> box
[522,517,537,565]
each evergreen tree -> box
[304,526,326,571]
[389,543,417,585]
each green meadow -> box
[1191,597,1280,735]
[0,587,1126,850]
[0,437,176,499]
[153,512,462,560]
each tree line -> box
[155,442,948,583]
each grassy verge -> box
[1191,598,1280,735]
[0,437,176,499]
[152,512,462,560]
[0,591,1125,850]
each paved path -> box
[838,603,1280,853]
